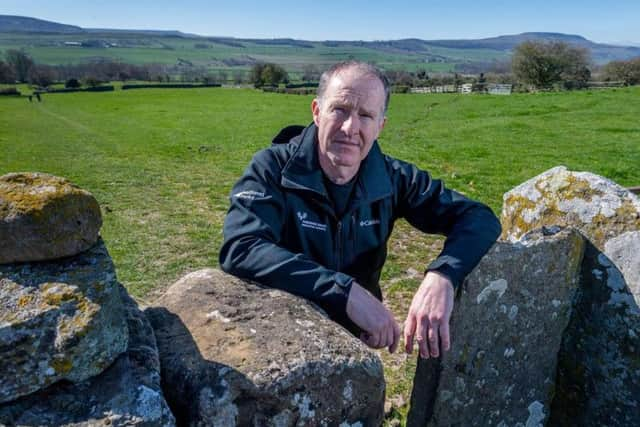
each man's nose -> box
[341,113,360,136]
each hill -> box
[0,15,82,33]
[1,15,638,74]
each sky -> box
[3,0,639,45]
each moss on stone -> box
[50,357,73,375]
[0,173,77,215]
[41,283,81,307]
[17,294,34,309]
[502,169,640,249]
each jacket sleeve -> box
[394,160,501,289]
[218,149,354,321]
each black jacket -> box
[219,124,501,328]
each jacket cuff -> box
[317,272,355,329]
[425,257,463,290]
[331,271,354,312]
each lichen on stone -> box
[501,166,640,249]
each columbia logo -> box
[360,219,380,227]
[297,211,308,221]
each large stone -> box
[550,241,640,427]
[500,166,640,249]
[0,172,102,263]
[604,230,640,300]
[0,285,176,426]
[411,229,585,427]
[0,240,128,403]
[146,269,385,426]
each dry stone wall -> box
[411,166,640,427]
[0,172,175,426]
[145,269,386,426]
[0,172,102,264]
[4,168,639,426]
[0,240,128,403]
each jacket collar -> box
[281,123,392,205]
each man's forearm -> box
[219,235,353,320]
[426,203,502,288]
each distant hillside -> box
[424,32,592,50]
[0,15,82,33]
[422,32,640,63]
[84,28,196,37]
[1,15,638,70]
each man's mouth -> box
[334,140,359,147]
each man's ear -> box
[378,116,387,134]
[311,98,321,126]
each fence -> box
[586,81,626,89]
[410,83,512,95]
[487,84,513,95]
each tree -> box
[250,63,289,87]
[0,60,15,83]
[217,70,228,84]
[28,65,56,88]
[232,70,245,85]
[83,76,102,88]
[5,49,34,83]
[302,64,320,82]
[65,78,81,88]
[603,57,640,86]
[512,41,591,89]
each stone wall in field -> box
[0,172,175,426]
[0,172,385,426]
[2,168,638,426]
[410,166,640,427]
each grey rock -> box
[500,166,640,249]
[146,269,385,426]
[421,229,585,427]
[0,285,176,426]
[0,172,102,264]
[0,240,128,403]
[550,241,640,427]
[604,230,640,302]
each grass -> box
[2,86,639,424]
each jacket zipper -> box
[336,221,342,272]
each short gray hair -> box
[317,61,390,114]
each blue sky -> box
[3,1,639,45]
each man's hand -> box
[346,282,400,353]
[404,271,454,358]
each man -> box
[219,61,500,359]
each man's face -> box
[312,69,386,170]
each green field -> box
[2,86,639,424]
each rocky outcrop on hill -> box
[0,286,175,426]
[0,240,128,403]
[410,166,640,427]
[146,268,385,426]
[0,172,102,263]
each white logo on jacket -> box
[233,190,271,201]
[360,219,380,227]
[297,211,327,232]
